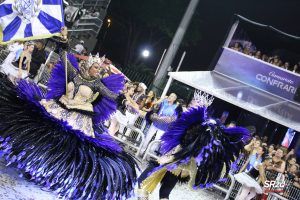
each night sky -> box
[99,0,300,72]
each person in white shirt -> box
[1,41,24,65]
[74,40,84,54]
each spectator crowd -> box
[230,42,300,74]
[231,134,299,199]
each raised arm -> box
[124,93,139,112]
[277,161,286,173]
[150,113,177,123]
[284,149,294,161]
[95,79,118,100]
[266,160,286,173]
[258,163,266,185]
[244,139,254,153]
[153,96,167,106]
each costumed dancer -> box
[0,27,137,200]
[0,41,23,69]
[1,42,34,81]
[137,91,251,200]
[15,42,35,79]
[234,145,269,200]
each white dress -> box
[234,161,263,194]
[0,43,23,65]
[0,45,28,79]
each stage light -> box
[142,49,150,58]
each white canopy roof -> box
[169,71,300,132]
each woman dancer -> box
[16,42,35,79]
[234,145,269,200]
[1,42,34,81]
[137,95,250,200]
[0,41,23,68]
[0,27,137,200]
[239,138,263,173]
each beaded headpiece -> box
[192,90,214,108]
[86,53,105,68]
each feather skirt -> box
[0,73,137,200]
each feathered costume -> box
[0,53,137,199]
[140,106,250,194]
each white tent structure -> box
[162,15,300,133]
[168,70,300,132]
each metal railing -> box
[112,123,145,157]
[109,114,161,161]
[264,170,300,200]
[141,140,160,161]
[66,0,111,38]
[210,155,300,200]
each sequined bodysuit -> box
[41,52,118,137]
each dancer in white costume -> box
[234,145,270,200]
[1,42,23,63]
[1,42,34,80]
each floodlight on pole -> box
[142,49,150,58]
[107,18,111,27]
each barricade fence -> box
[210,155,300,200]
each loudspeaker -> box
[293,86,300,103]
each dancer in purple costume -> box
[137,93,251,200]
[0,28,137,200]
